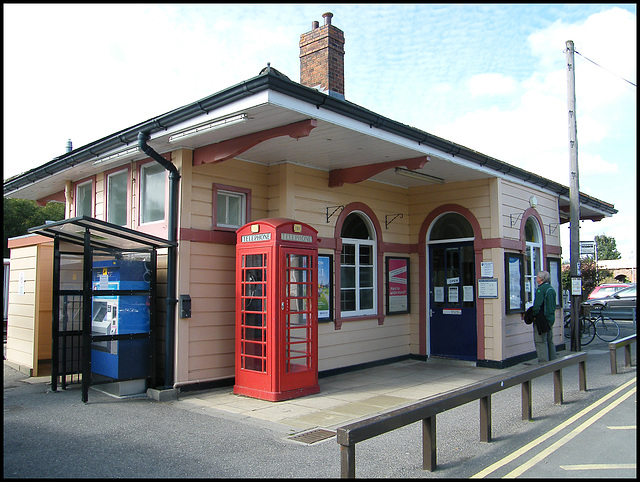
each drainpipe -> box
[138,131,180,389]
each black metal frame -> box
[28,216,175,402]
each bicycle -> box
[563,311,595,346]
[563,306,620,346]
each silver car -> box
[583,283,637,320]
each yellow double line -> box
[472,376,636,478]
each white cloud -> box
[468,73,518,97]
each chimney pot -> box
[312,20,319,29]
[323,12,333,25]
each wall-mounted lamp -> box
[92,146,139,166]
[168,113,248,143]
[395,167,444,185]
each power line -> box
[574,50,636,88]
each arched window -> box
[524,217,543,307]
[340,212,376,317]
[429,213,474,241]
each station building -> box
[4,13,616,390]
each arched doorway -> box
[428,213,476,360]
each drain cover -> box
[289,429,336,444]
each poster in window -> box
[386,257,410,314]
[505,252,525,313]
[547,257,561,305]
[318,255,333,321]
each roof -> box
[4,67,617,222]
[27,216,176,252]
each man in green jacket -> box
[532,270,557,362]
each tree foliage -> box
[595,234,621,260]
[3,198,65,258]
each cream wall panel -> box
[408,179,492,241]
[500,179,560,246]
[189,353,235,375]
[94,173,104,220]
[176,238,237,384]
[6,246,38,370]
[36,245,53,361]
[318,317,410,372]
[191,158,270,230]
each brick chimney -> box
[299,12,345,100]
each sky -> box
[3,4,637,262]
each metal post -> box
[521,380,532,420]
[579,359,587,391]
[480,395,491,442]
[340,444,355,478]
[51,235,60,392]
[81,230,92,403]
[553,369,563,404]
[566,39,582,352]
[422,416,437,471]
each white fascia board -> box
[150,90,271,142]
[265,90,430,154]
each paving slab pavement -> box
[4,334,635,478]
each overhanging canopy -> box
[27,216,176,251]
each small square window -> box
[217,190,246,228]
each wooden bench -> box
[609,334,636,374]
[336,352,587,478]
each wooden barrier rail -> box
[609,334,636,374]
[336,352,587,478]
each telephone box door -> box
[279,248,318,393]
[236,251,271,393]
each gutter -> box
[138,132,180,389]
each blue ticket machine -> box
[91,259,151,380]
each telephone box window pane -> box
[284,253,313,373]
[240,253,268,373]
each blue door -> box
[429,242,477,360]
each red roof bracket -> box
[193,119,317,165]
[328,156,429,188]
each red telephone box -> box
[234,218,320,401]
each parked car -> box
[587,283,631,300]
[582,283,636,320]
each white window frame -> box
[75,180,93,217]
[216,189,246,229]
[524,217,543,308]
[106,169,128,226]
[140,162,166,225]
[340,212,377,318]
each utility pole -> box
[566,40,581,351]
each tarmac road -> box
[4,323,636,478]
